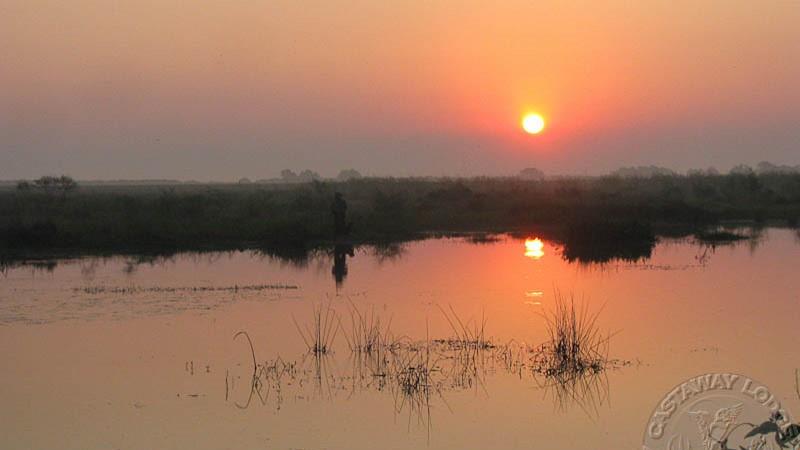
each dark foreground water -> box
[1,229,799,449]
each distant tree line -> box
[16,175,78,196]
[607,162,800,179]
[239,169,363,184]
[509,161,800,182]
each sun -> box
[524,238,545,259]
[522,113,545,134]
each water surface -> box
[1,229,799,449]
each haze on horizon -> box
[1,1,799,181]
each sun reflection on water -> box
[524,238,545,259]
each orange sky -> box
[1,1,799,179]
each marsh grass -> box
[300,350,340,400]
[392,346,438,396]
[387,330,444,438]
[337,304,450,430]
[435,305,492,351]
[293,302,339,355]
[340,298,400,355]
[432,306,494,395]
[534,292,613,379]
[538,364,611,417]
[230,299,625,422]
[339,299,402,393]
[501,293,619,416]
[234,355,297,410]
[231,331,297,410]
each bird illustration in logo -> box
[745,411,800,449]
[689,403,745,450]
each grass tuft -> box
[293,302,339,355]
[340,298,398,355]
[534,291,613,379]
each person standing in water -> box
[331,192,354,289]
[331,192,349,238]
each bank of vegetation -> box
[2,173,799,260]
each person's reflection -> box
[332,244,355,288]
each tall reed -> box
[293,302,339,354]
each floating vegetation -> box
[75,283,298,295]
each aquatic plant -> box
[225,305,629,424]
[533,292,613,379]
[231,331,297,410]
[394,355,434,396]
[436,304,492,351]
[293,302,339,355]
[340,299,398,355]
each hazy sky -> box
[1,1,798,180]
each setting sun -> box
[522,113,546,134]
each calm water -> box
[1,229,800,449]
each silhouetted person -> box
[332,243,355,288]
[331,192,350,238]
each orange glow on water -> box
[524,238,545,259]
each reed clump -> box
[293,302,339,355]
[395,359,434,396]
[533,292,611,379]
[231,299,627,419]
[340,299,398,355]
[436,305,493,351]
